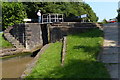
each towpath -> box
[100,23,120,79]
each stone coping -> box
[21,44,50,78]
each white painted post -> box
[25,40,29,50]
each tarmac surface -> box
[100,23,120,79]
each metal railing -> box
[42,13,64,23]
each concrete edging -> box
[21,44,50,78]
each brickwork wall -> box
[48,22,101,43]
[6,22,102,51]
[25,23,43,51]
[9,23,44,51]
[10,24,25,46]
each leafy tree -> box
[2,2,98,30]
[102,19,108,24]
[117,8,120,22]
[0,1,2,31]
[2,2,27,30]
[23,2,98,22]
[22,2,40,19]
[82,3,98,22]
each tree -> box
[2,2,27,30]
[82,3,98,22]
[117,8,120,22]
[23,2,98,22]
[2,2,98,30]
[102,19,108,24]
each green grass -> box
[66,28,103,62]
[63,28,110,78]
[26,42,62,78]
[26,28,110,79]
[0,33,13,48]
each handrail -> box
[42,13,64,23]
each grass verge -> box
[0,33,13,48]
[26,42,62,78]
[26,28,110,79]
[63,28,110,78]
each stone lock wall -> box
[10,24,26,46]
[9,23,44,51]
[8,22,102,51]
[25,23,43,51]
[48,22,100,43]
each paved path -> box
[100,23,120,79]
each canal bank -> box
[2,44,49,78]
[21,44,50,78]
[1,22,103,79]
